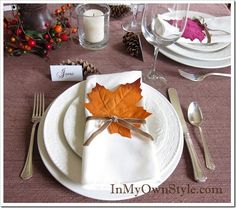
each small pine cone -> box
[60,59,100,79]
[122,32,141,58]
[78,59,100,79]
[109,5,130,18]
[77,59,84,65]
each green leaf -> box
[24,30,44,39]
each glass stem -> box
[131,5,138,28]
[152,46,159,73]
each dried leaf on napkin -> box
[85,78,151,138]
[169,18,206,42]
[183,18,206,41]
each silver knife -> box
[168,88,207,182]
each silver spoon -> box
[188,102,216,170]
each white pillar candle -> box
[83,9,104,43]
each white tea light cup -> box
[76,4,110,50]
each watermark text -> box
[110,183,223,197]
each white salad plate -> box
[63,92,168,157]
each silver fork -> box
[178,69,231,82]
[20,93,45,180]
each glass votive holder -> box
[76,4,110,50]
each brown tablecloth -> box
[3,3,231,204]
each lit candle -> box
[83,9,104,43]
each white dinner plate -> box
[166,44,231,61]
[38,81,183,200]
[160,46,231,69]
[63,91,168,157]
[175,11,230,53]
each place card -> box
[50,65,83,81]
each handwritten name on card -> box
[50,65,83,81]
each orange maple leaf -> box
[85,78,151,138]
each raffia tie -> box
[83,116,154,146]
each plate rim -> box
[166,44,231,62]
[160,46,231,69]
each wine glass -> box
[122,4,144,32]
[141,4,189,88]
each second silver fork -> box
[178,69,231,82]
[20,93,45,180]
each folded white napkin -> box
[81,71,159,188]
[154,14,181,38]
[178,16,231,44]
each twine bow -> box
[83,116,154,146]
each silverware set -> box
[168,88,216,183]
[21,79,218,182]
[20,93,45,180]
[174,68,228,177]
[168,88,207,182]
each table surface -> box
[3,3,231,204]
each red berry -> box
[28,39,36,47]
[45,22,49,28]
[45,43,52,50]
[61,6,66,11]
[60,33,68,41]
[44,34,49,40]
[16,28,23,36]
[55,9,61,15]
[49,39,54,44]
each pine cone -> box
[122,32,141,58]
[109,5,130,18]
[61,59,100,79]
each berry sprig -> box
[4,4,78,58]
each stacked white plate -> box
[37,81,184,201]
[160,11,231,69]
